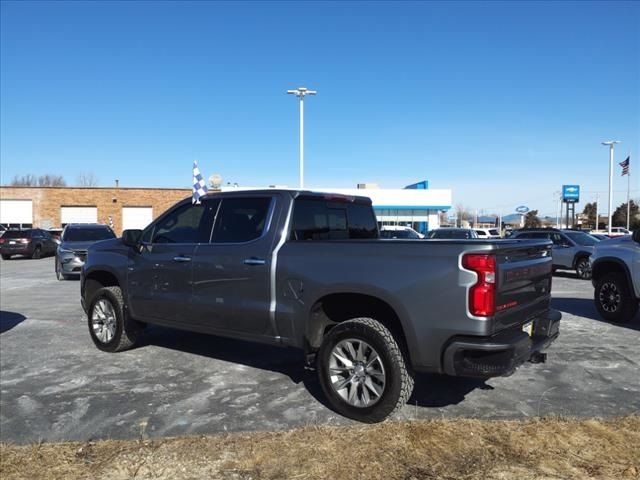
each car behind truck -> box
[81,190,560,422]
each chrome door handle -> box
[243,258,266,266]
[173,256,192,263]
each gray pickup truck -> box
[81,190,561,422]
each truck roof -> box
[202,189,373,205]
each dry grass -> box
[2,417,639,480]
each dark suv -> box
[0,229,58,260]
[511,228,597,279]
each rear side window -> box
[212,197,272,243]
[475,230,487,236]
[290,199,378,241]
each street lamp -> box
[287,87,317,188]
[602,140,621,235]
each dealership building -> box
[0,180,452,235]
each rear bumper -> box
[1,246,33,256]
[442,309,561,378]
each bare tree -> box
[38,174,66,187]
[10,174,67,187]
[524,210,542,228]
[454,204,472,226]
[77,172,98,186]
[10,174,38,186]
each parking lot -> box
[1,256,639,445]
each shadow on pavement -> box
[141,325,485,413]
[0,311,27,334]
[552,297,640,331]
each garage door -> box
[61,206,98,225]
[0,199,33,227]
[122,207,153,231]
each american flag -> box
[192,160,208,204]
[620,156,630,176]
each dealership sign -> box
[515,205,530,214]
[562,185,580,203]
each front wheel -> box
[575,257,592,280]
[317,317,414,423]
[88,286,142,352]
[594,272,638,323]
[55,259,69,281]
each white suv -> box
[591,231,640,323]
[379,226,425,239]
[474,228,501,239]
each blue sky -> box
[1,1,638,217]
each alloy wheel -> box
[328,338,386,408]
[91,299,117,343]
[576,259,591,279]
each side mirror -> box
[633,230,640,243]
[122,229,143,247]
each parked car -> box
[427,228,479,239]
[474,228,501,239]
[590,231,640,323]
[608,227,631,237]
[55,224,116,280]
[81,190,560,422]
[48,228,64,244]
[511,228,597,280]
[380,226,424,239]
[0,228,58,260]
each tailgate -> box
[493,240,553,332]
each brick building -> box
[0,186,194,234]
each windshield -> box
[429,229,477,239]
[564,231,598,246]
[2,230,32,238]
[63,227,115,242]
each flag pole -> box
[627,152,631,231]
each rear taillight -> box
[0,238,4,244]
[462,253,496,317]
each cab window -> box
[151,200,218,244]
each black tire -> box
[55,258,69,281]
[594,272,638,323]
[575,257,592,280]
[317,317,414,423]
[87,286,141,352]
[1,254,10,260]
[31,246,41,259]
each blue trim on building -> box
[373,205,451,210]
[404,180,429,190]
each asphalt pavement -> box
[1,256,639,444]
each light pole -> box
[602,140,621,235]
[287,87,317,188]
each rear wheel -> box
[575,257,591,280]
[317,317,414,423]
[594,272,638,323]
[88,286,142,352]
[1,254,10,260]
[31,246,41,259]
